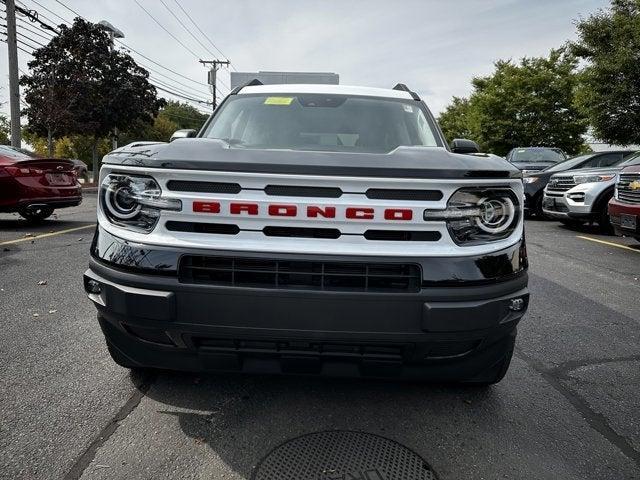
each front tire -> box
[597,206,614,234]
[534,194,547,219]
[19,206,54,222]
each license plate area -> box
[543,197,556,209]
[46,173,73,186]
[620,213,637,231]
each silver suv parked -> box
[542,152,640,230]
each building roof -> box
[239,83,414,100]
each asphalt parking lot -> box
[1,192,639,480]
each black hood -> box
[511,161,557,171]
[103,138,521,179]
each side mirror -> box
[450,138,480,154]
[169,129,197,142]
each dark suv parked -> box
[506,147,566,175]
[523,150,637,217]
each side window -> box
[593,153,622,167]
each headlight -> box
[523,177,539,184]
[573,174,616,184]
[423,187,520,245]
[100,174,181,232]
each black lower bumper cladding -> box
[85,228,529,380]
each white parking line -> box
[0,224,95,246]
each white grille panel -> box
[98,166,524,257]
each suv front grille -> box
[547,175,576,192]
[618,174,640,204]
[179,256,422,292]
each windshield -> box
[619,152,640,166]
[0,145,39,160]
[510,148,565,162]
[201,93,441,153]
[543,154,592,172]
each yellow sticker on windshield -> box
[264,96,294,105]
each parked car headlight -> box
[423,187,520,245]
[100,174,181,232]
[573,174,616,184]
[523,177,539,184]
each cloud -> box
[0,0,608,118]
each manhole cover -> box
[253,430,437,480]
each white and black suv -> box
[84,83,529,384]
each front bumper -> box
[542,189,595,220]
[84,229,529,380]
[609,198,640,239]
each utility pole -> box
[6,0,21,147]
[199,59,230,110]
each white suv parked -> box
[543,152,640,230]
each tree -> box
[118,101,208,144]
[20,18,164,164]
[159,101,208,131]
[438,49,587,156]
[437,97,478,144]
[0,115,9,145]
[572,0,640,146]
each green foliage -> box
[438,49,588,156]
[571,0,640,145]
[160,101,209,131]
[119,101,209,144]
[0,115,9,145]
[20,18,164,160]
[437,97,478,145]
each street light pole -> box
[6,0,22,147]
[98,21,124,150]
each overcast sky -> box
[1,0,609,119]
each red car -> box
[0,145,82,221]
[609,164,640,242]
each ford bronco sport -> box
[84,83,529,384]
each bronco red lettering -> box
[230,203,258,215]
[193,201,220,214]
[268,204,297,216]
[306,206,336,218]
[346,207,375,220]
[384,208,413,220]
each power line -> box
[52,0,81,19]
[16,0,61,29]
[10,2,59,33]
[25,0,68,25]
[149,75,211,103]
[16,19,53,42]
[16,35,41,50]
[16,16,54,37]
[133,0,201,60]
[36,0,215,95]
[170,0,233,68]
[152,84,212,106]
[17,31,45,48]
[115,39,208,87]
[145,64,210,98]
[158,0,213,57]
[0,36,34,56]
